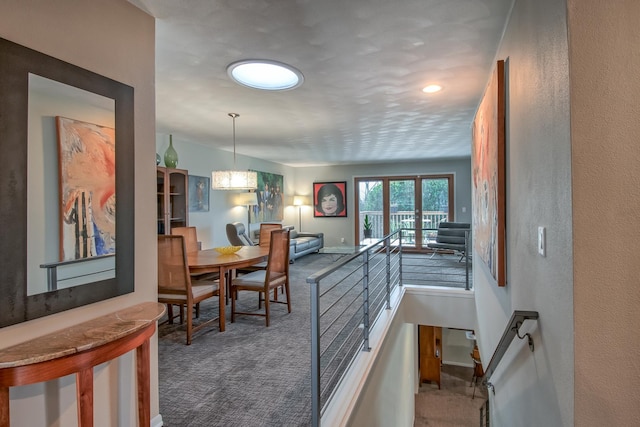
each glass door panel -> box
[355,175,453,251]
[390,179,415,247]
[421,178,450,245]
[358,180,383,243]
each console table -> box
[0,302,166,426]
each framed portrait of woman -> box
[313,181,347,217]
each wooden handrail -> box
[482,310,539,385]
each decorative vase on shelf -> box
[156,153,161,165]
[164,134,178,168]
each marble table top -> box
[0,302,166,369]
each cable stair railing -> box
[307,229,476,426]
[307,233,401,427]
[479,310,540,426]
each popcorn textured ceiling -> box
[129,0,513,166]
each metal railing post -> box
[465,229,470,290]
[385,236,391,309]
[398,230,403,287]
[362,249,371,351]
[310,280,321,427]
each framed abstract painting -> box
[56,116,116,261]
[472,59,506,286]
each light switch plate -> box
[538,226,546,256]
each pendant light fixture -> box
[211,113,258,190]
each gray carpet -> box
[158,253,335,427]
[158,252,471,426]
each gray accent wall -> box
[292,158,472,247]
[478,1,640,425]
[475,0,574,425]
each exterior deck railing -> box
[359,210,449,241]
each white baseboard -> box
[152,414,164,427]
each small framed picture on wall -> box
[188,175,210,212]
[313,181,347,217]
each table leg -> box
[136,338,151,427]
[0,386,9,426]
[219,266,226,332]
[76,367,93,426]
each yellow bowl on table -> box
[213,246,242,255]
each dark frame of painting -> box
[188,175,210,212]
[472,59,506,286]
[313,181,347,217]
[250,170,284,223]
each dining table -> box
[187,245,270,332]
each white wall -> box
[567,0,640,424]
[442,328,476,367]
[0,1,158,425]
[347,320,416,427]
[338,287,476,427]
[473,0,574,426]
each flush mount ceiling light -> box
[422,84,442,93]
[211,113,258,190]
[227,60,304,91]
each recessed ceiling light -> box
[227,60,304,91]
[422,84,442,93]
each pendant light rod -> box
[229,112,239,167]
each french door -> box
[355,175,453,251]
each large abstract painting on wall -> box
[472,59,506,286]
[56,116,116,261]
[250,170,284,223]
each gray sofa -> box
[285,226,324,262]
[253,225,324,262]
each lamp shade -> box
[211,170,258,190]
[293,195,310,206]
[233,192,258,206]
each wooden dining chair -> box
[170,226,200,253]
[157,235,220,344]
[258,223,282,247]
[171,226,219,281]
[230,229,291,327]
[170,226,219,318]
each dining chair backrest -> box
[266,228,290,279]
[158,234,220,344]
[226,222,254,246]
[170,226,199,253]
[157,235,192,295]
[259,223,282,248]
